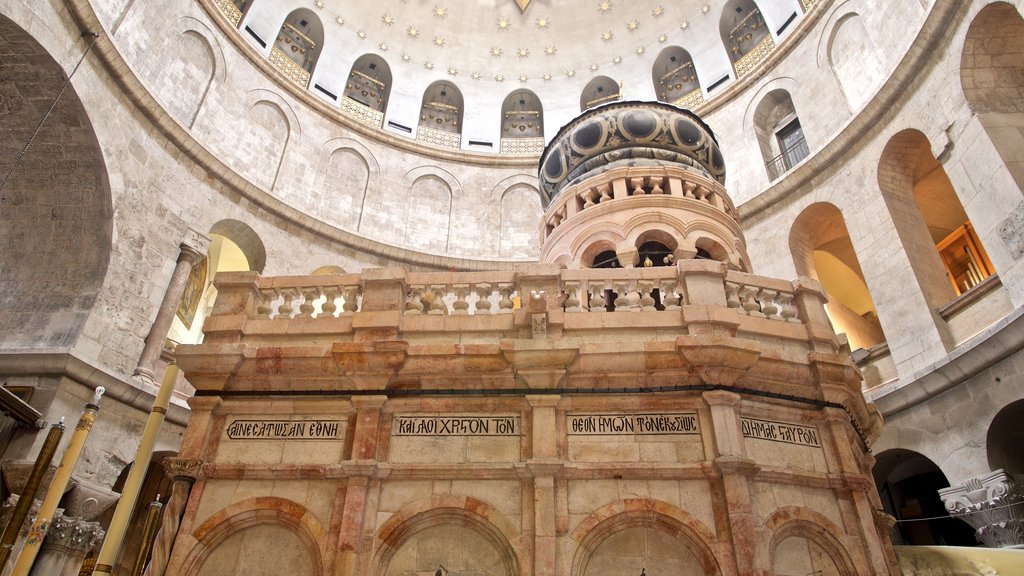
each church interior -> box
[0,0,1023,574]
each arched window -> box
[417,81,464,149]
[499,90,544,155]
[753,89,808,180]
[580,76,621,112]
[270,8,323,88]
[790,203,885,351]
[720,0,773,78]
[652,46,702,108]
[342,54,392,127]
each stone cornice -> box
[738,0,967,221]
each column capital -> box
[702,389,742,407]
[938,469,1024,548]
[178,228,211,265]
[41,512,105,554]
[161,457,203,482]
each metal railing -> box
[766,135,809,181]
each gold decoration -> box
[407,26,419,38]
[491,47,503,57]
[269,46,311,87]
[680,20,689,29]
[500,137,545,156]
[536,16,550,28]
[635,46,646,55]
[658,34,668,43]
[424,61,435,69]
[447,67,458,76]
[495,74,506,82]
[653,5,664,17]
[378,42,390,51]
[544,46,557,55]
[517,47,529,58]
[601,30,613,41]
[519,74,529,83]
[471,72,482,80]
[734,34,774,77]
[401,52,412,62]
[213,0,242,26]
[598,1,612,13]
[590,63,599,71]
[335,16,345,25]
[542,73,552,81]
[671,87,704,109]
[514,0,532,12]
[381,13,395,25]
[612,56,622,64]
[433,36,446,47]
[627,19,639,31]
[433,5,448,17]
[357,30,367,39]
[176,257,207,330]
[416,125,461,149]
[497,18,511,30]
[566,69,576,78]
[341,97,385,128]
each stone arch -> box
[961,1,1024,193]
[580,76,621,111]
[273,8,324,84]
[987,398,1024,475]
[790,202,885,350]
[182,497,326,576]
[501,89,544,139]
[315,137,380,231]
[570,500,722,576]
[499,185,542,258]
[766,507,857,576]
[163,17,227,128]
[0,14,113,350]
[344,53,392,116]
[652,46,702,106]
[372,496,521,576]
[402,168,460,253]
[209,220,267,273]
[825,10,883,111]
[749,82,809,181]
[418,81,464,147]
[720,0,771,78]
[571,224,628,266]
[243,89,300,191]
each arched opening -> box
[961,2,1024,193]
[721,0,773,78]
[694,238,730,265]
[0,14,112,351]
[343,54,391,127]
[652,46,703,108]
[573,511,720,576]
[790,203,885,350]
[271,8,323,87]
[102,451,176,575]
[194,519,319,576]
[580,76,621,112]
[753,89,808,181]
[872,449,976,546]
[638,241,674,268]
[499,90,544,155]
[987,399,1024,475]
[878,130,995,305]
[417,81,464,149]
[772,535,847,576]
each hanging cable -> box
[0,31,100,195]
[889,499,1024,523]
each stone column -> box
[939,469,1024,548]
[134,230,210,385]
[0,496,40,576]
[527,395,561,576]
[29,511,104,576]
[336,396,387,576]
[143,458,202,576]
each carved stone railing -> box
[541,165,738,240]
[560,268,684,313]
[213,0,242,27]
[672,88,704,110]
[724,272,800,322]
[340,97,385,128]
[268,46,311,88]
[416,125,462,149]
[499,137,545,156]
[251,274,363,319]
[734,35,776,78]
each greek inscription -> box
[740,418,820,447]
[394,415,520,436]
[226,419,340,440]
[567,413,700,435]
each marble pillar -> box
[144,458,202,576]
[939,469,1024,548]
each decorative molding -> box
[162,457,204,481]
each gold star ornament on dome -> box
[407,26,419,38]
[497,18,511,30]
[536,16,550,28]
[653,5,664,17]
[433,5,448,17]
[601,30,613,41]
[433,36,446,47]
[491,47,503,57]
[598,1,612,13]
[381,14,395,25]
[514,0,532,12]
[544,45,557,55]
[627,19,639,31]
[517,47,529,58]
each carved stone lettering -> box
[225,419,340,440]
[567,413,700,435]
[740,417,820,447]
[394,415,520,436]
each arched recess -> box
[961,2,1024,193]
[500,90,544,155]
[878,130,995,305]
[182,497,325,576]
[752,88,808,181]
[372,501,520,576]
[0,14,113,350]
[499,184,543,258]
[402,168,461,253]
[344,54,392,124]
[872,449,975,547]
[987,399,1024,475]
[653,46,702,108]
[826,11,883,111]
[570,505,722,576]
[417,81,464,149]
[243,89,300,191]
[790,203,885,350]
[766,508,856,576]
[580,76,621,111]
[721,0,773,78]
[271,8,323,87]
[156,18,225,128]
[315,138,379,231]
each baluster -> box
[582,188,598,209]
[428,285,448,315]
[474,283,493,315]
[563,281,581,312]
[298,287,319,318]
[613,281,631,312]
[695,185,711,203]
[321,286,339,317]
[405,285,425,315]
[683,181,697,198]
[598,183,612,202]
[276,288,296,318]
[342,286,360,315]
[778,292,799,323]
[638,281,656,311]
[739,285,763,317]
[661,280,681,310]
[648,176,664,194]
[725,282,742,310]
[255,288,275,318]
[588,282,606,312]
[760,289,780,320]
[630,177,646,195]
[452,284,470,315]
[497,283,515,314]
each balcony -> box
[766,134,809,181]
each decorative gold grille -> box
[801,0,819,11]
[500,137,545,156]
[416,125,462,149]
[672,88,704,110]
[269,46,311,88]
[734,34,775,78]
[341,97,385,128]
[214,0,243,26]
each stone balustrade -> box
[541,165,737,240]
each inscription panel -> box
[389,414,522,464]
[566,412,704,464]
[740,418,820,447]
[215,415,349,465]
[740,417,828,473]
[394,415,520,436]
